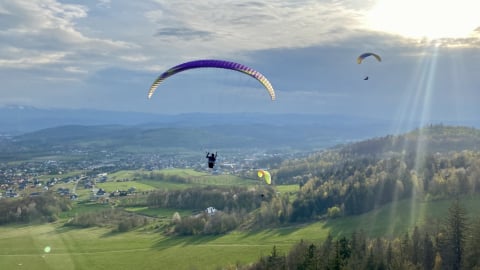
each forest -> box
[274,125,480,221]
[247,201,479,270]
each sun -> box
[365,0,480,40]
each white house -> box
[205,206,217,215]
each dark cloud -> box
[233,1,267,8]
[228,14,277,25]
[154,27,213,40]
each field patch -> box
[124,206,192,218]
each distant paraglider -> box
[357,52,381,64]
[357,52,381,80]
[147,59,276,100]
[257,169,272,185]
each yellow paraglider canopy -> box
[257,169,272,185]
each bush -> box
[327,206,342,218]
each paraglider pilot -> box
[206,152,217,168]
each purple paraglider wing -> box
[147,59,276,100]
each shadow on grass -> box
[54,223,120,238]
[152,234,223,250]
[237,221,319,242]
[54,224,84,234]
[100,229,123,238]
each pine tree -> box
[400,231,411,262]
[411,226,421,266]
[265,245,286,269]
[439,200,468,270]
[423,232,435,270]
[465,217,480,269]
[386,242,393,267]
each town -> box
[0,147,304,200]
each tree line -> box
[146,186,272,212]
[244,200,480,270]
[0,192,71,224]
[273,149,480,222]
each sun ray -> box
[407,45,440,228]
[384,44,441,232]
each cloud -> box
[154,27,213,40]
[147,0,364,53]
[96,0,111,9]
[0,0,424,77]
[0,50,67,68]
[0,0,134,72]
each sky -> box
[1,0,480,127]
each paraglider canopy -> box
[357,52,381,64]
[147,59,276,100]
[257,169,272,185]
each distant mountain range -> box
[0,105,397,134]
[10,122,373,153]
[2,105,478,154]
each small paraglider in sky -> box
[357,52,381,64]
[257,169,272,185]
[357,52,381,80]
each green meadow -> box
[100,169,258,191]
[1,194,479,269]
[124,206,192,218]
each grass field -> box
[58,202,112,219]
[124,206,192,218]
[1,195,479,269]
[274,184,299,193]
[0,223,299,270]
[325,194,480,238]
[275,184,299,200]
[103,169,258,191]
